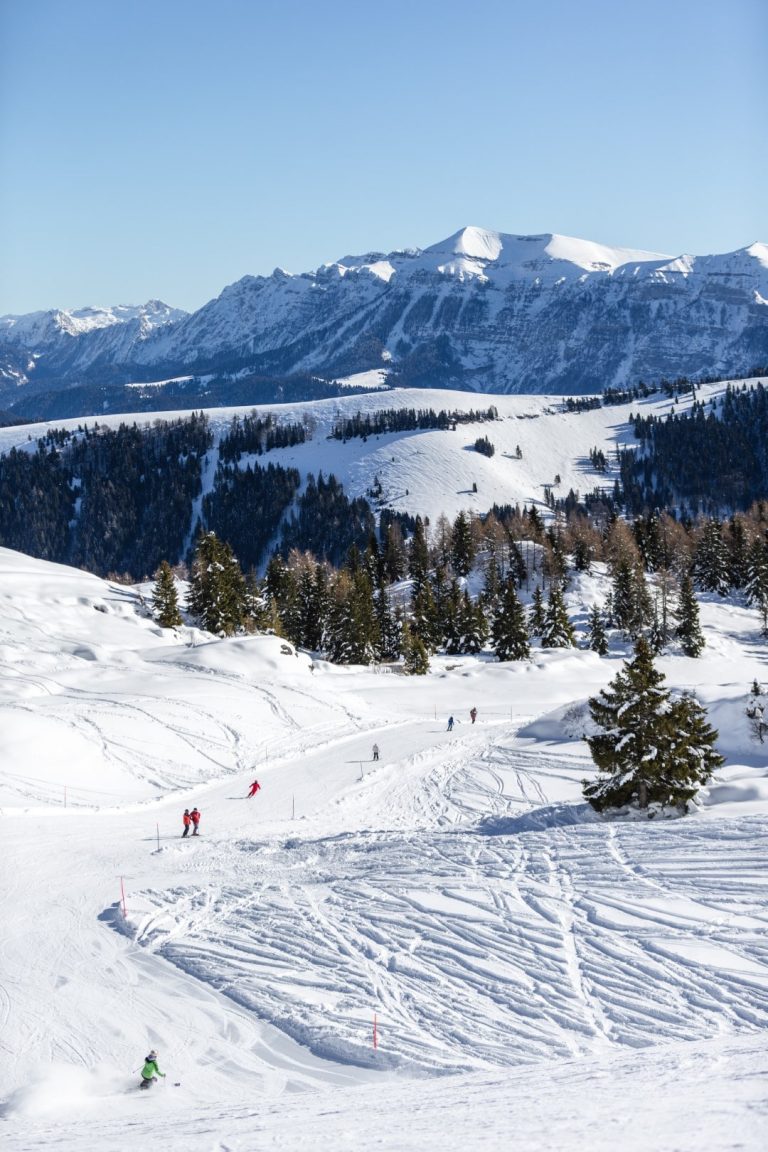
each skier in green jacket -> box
[139,1049,166,1089]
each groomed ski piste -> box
[1,540,767,1151]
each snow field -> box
[1,532,767,1148]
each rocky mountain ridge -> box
[2,227,766,410]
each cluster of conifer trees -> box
[0,414,375,577]
[622,382,768,514]
[329,406,499,441]
[217,413,307,462]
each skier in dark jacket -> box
[139,1049,166,1089]
[182,810,191,837]
[470,707,477,724]
[447,716,454,731]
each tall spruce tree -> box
[586,603,608,655]
[401,622,430,675]
[492,577,530,661]
[540,582,575,648]
[745,535,768,637]
[460,589,488,654]
[187,532,247,635]
[451,511,475,577]
[529,586,546,637]
[676,573,705,656]
[408,517,430,588]
[151,560,182,628]
[583,637,722,812]
[612,558,652,639]
[693,520,730,595]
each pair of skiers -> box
[181,808,201,837]
[139,1049,166,1089]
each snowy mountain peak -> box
[1,228,766,408]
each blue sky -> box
[0,0,765,314]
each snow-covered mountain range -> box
[2,228,767,408]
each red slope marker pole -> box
[120,876,127,918]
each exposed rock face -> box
[2,229,766,403]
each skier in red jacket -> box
[182,809,191,838]
[190,807,201,835]
[247,779,261,798]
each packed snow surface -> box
[1,539,767,1150]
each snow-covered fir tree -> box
[675,572,705,656]
[528,586,546,637]
[586,603,608,655]
[694,520,730,595]
[746,679,767,744]
[584,636,722,812]
[491,576,530,661]
[401,622,429,675]
[540,582,575,648]
[459,589,487,654]
[745,535,768,636]
[450,511,475,577]
[187,532,247,635]
[151,560,182,628]
[612,558,652,639]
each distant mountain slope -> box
[2,228,766,409]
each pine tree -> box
[376,584,402,661]
[745,535,768,637]
[401,622,430,675]
[408,516,430,588]
[382,522,408,582]
[492,577,530,661]
[451,511,475,577]
[583,637,722,812]
[693,520,730,595]
[410,580,438,651]
[540,583,575,648]
[612,558,652,639]
[187,532,247,635]
[586,603,608,655]
[660,692,724,810]
[746,679,767,744]
[460,589,488,654]
[151,560,182,628]
[529,586,546,637]
[482,553,502,615]
[442,578,464,654]
[675,573,704,657]
[726,515,749,589]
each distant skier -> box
[247,779,261,798]
[190,807,201,835]
[447,716,454,732]
[372,743,380,761]
[470,707,477,725]
[139,1049,166,1089]
[182,809,191,838]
